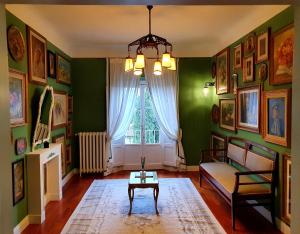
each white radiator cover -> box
[78,132,106,176]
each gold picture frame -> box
[233,43,243,70]
[243,54,255,82]
[219,99,236,132]
[256,28,270,63]
[216,48,230,95]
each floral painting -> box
[216,48,229,95]
[271,24,294,85]
[9,70,26,127]
[56,54,71,85]
[220,99,236,132]
[52,92,68,129]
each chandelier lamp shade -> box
[125,5,176,76]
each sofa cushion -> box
[200,162,271,197]
[227,143,246,166]
[245,151,274,181]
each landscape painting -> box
[219,99,236,132]
[56,54,71,85]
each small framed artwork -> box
[232,73,238,95]
[12,159,25,205]
[9,69,27,127]
[47,50,56,78]
[15,137,27,155]
[262,89,291,146]
[237,85,260,133]
[7,25,25,62]
[256,29,270,63]
[244,33,256,55]
[282,153,291,225]
[270,24,294,85]
[216,48,230,95]
[219,99,236,132]
[211,104,220,124]
[52,91,68,129]
[233,43,243,70]
[68,95,73,113]
[210,132,226,161]
[56,54,71,85]
[27,26,47,85]
[243,54,255,82]
[66,144,72,166]
[258,63,268,82]
[52,134,66,177]
[67,121,72,138]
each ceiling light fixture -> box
[125,5,176,76]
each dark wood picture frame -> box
[219,98,236,132]
[270,24,294,85]
[27,26,47,85]
[216,47,230,95]
[15,137,27,155]
[52,91,68,129]
[47,50,56,79]
[244,32,256,56]
[262,89,291,147]
[210,132,226,161]
[237,85,261,133]
[12,158,25,206]
[233,43,243,70]
[243,54,255,82]
[282,153,291,225]
[256,28,270,64]
[52,134,66,177]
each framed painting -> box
[27,26,47,85]
[9,69,27,127]
[210,132,226,161]
[237,86,260,133]
[233,43,243,70]
[52,134,66,177]
[282,153,291,225]
[243,54,255,82]
[52,91,68,129]
[256,29,270,63]
[244,33,256,55]
[7,25,25,62]
[219,99,236,132]
[232,73,238,95]
[211,104,220,124]
[56,54,71,85]
[262,89,291,147]
[12,159,25,205]
[216,48,230,95]
[258,63,268,82]
[270,24,294,85]
[66,144,72,166]
[15,137,27,155]
[47,50,56,78]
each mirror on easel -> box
[32,85,54,149]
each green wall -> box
[211,7,293,221]
[6,11,74,227]
[179,58,213,166]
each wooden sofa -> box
[199,137,278,230]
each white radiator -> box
[78,132,106,176]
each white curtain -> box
[105,58,139,174]
[145,59,185,167]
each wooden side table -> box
[128,171,159,215]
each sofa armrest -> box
[200,149,227,164]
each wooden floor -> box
[23,170,280,234]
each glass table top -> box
[129,171,158,185]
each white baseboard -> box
[13,216,29,234]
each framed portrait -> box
[68,95,73,113]
[237,86,260,133]
[244,33,256,55]
[270,24,294,85]
[216,48,230,95]
[219,99,236,132]
[243,54,255,82]
[256,29,270,63]
[282,153,291,225]
[15,137,27,155]
[7,25,25,62]
[67,121,72,138]
[262,89,291,147]
[52,134,66,177]
[210,132,226,161]
[66,144,72,166]
[211,104,220,124]
[12,159,25,205]
[52,91,68,129]
[56,54,71,85]
[27,26,47,85]
[233,43,243,69]
[258,63,268,82]
[9,69,27,127]
[47,50,56,78]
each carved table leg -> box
[153,186,159,215]
[128,187,133,215]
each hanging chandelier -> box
[125,5,176,76]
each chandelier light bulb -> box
[168,57,176,71]
[135,54,145,69]
[125,57,134,72]
[162,53,171,68]
[153,61,162,76]
[134,62,143,76]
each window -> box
[125,82,160,144]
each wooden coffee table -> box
[128,171,159,215]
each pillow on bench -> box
[227,143,246,166]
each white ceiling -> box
[6,5,289,58]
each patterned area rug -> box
[61,178,225,234]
